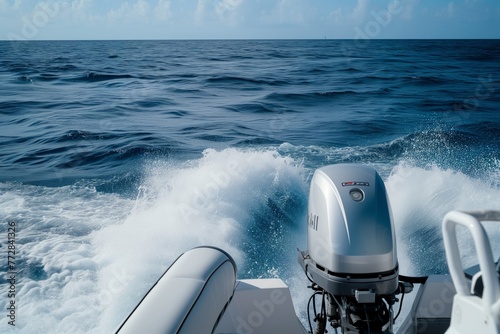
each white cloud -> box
[447,1,455,17]
[154,0,171,21]
[194,0,209,23]
[428,1,456,18]
[134,0,150,16]
[215,0,243,24]
[59,0,94,20]
[275,0,304,23]
[13,0,23,10]
[108,0,150,21]
[193,0,244,25]
[2,0,499,40]
[99,0,171,22]
[194,0,244,25]
[399,0,419,20]
[350,0,369,23]
[216,0,243,13]
[0,0,26,11]
[260,0,316,25]
[0,0,8,11]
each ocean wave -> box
[64,72,136,83]
[55,64,79,71]
[261,88,395,106]
[407,75,451,85]
[263,90,360,103]
[277,127,498,173]
[206,75,287,86]
[0,147,308,332]
[223,102,278,113]
[387,162,500,275]
[33,73,60,82]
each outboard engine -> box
[298,164,401,334]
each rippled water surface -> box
[0,39,499,333]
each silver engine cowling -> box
[298,164,400,333]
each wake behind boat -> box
[115,164,500,334]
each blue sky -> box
[1,0,500,40]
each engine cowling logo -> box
[308,214,319,231]
[342,181,369,187]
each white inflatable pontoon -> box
[115,164,500,334]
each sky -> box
[1,0,500,40]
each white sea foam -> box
[0,183,129,333]
[0,148,307,333]
[1,150,499,333]
[387,162,500,276]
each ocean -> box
[0,39,499,333]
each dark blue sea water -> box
[0,39,499,333]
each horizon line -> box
[2,37,500,42]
